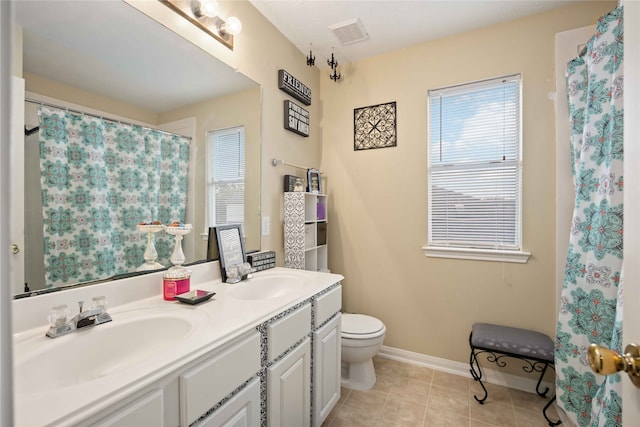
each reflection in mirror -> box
[13,1,261,297]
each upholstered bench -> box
[469,323,561,426]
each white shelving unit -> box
[284,192,328,272]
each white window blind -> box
[207,126,245,229]
[428,75,522,250]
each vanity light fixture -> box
[161,0,242,50]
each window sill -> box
[422,246,531,264]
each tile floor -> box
[321,356,560,427]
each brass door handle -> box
[11,243,20,254]
[588,343,640,387]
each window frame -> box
[206,125,246,233]
[423,74,530,263]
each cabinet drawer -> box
[180,331,261,426]
[268,303,311,362]
[94,389,164,427]
[314,285,342,327]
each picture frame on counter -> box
[284,174,302,192]
[307,168,321,194]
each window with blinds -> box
[207,126,245,229]
[427,75,522,251]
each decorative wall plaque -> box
[278,69,311,105]
[354,101,397,150]
[284,100,309,137]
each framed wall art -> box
[354,101,397,151]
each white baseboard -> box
[377,345,554,395]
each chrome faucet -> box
[45,297,112,338]
[225,262,255,284]
[74,300,112,329]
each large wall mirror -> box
[13,1,261,298]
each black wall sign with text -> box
[278,69,311,106]
[284,100,309,137]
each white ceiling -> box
[14,0,585,112]
[15,0,256,113]
[249,0,586,67]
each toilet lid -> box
[342,314,385,335]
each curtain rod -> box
[24,98,192,140]
[271,158,324,174]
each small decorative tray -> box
[174,289,215,305]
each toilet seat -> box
[342,314,385,340]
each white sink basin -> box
[14,307,206,395]
[228,274,310,300]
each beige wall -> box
[24,72,160,125]
[319,1,616,363]
[158,86,262,259]
[127,0,323,265]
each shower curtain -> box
[555,6,623,427]
[38,106,190,288]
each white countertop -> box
[12,265,343,427]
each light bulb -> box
[192,0,218,18]
[221,16,242,36]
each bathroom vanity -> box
[12,265,343,427]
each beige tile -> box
[470,381,512,405]
[375,420,407,427]
[374,371,407,393]
[513,405,551,427]
[342,389,389,419]
[424,408,471,427]
[322,403,341,427]
[470,400,517,426]
[432,371,470,394]
[389,377,431,405]
[338,387,352,405]
[381,394,428,426]
[509,388,548,411]
[428,384,470,417]
[329,405,382,427]
[469,419,498,427]
[406,364,435,384]
[375,357,412,377]
[341,358,560,427]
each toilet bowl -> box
[341,313,386,390]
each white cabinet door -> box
[267,337,311,427]
[312,313,341,427]
[197,377,260,427]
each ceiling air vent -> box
[329,18,369,46]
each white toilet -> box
[341,313,386,390]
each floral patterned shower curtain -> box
[38,106,190,288]
[555,6,623,427]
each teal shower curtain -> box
[555,6,623,427]
[38,106,190,288]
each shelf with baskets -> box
[284,192,328,272]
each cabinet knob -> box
[11,243,20,254]
[588,343,640,387]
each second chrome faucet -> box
[46,296,112,338]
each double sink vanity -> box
[12,264,343,427]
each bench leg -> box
[543,394,562,426]
[469,334,488,404]
[535,363,550,398]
